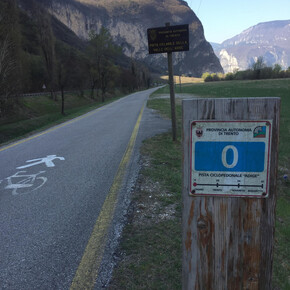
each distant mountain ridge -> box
[21,0,223,76]
[213,20,290,73]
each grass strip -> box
[109,95,183,289]
[0,93,124,146]
[110,79,290,289]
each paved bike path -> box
[0,88,166,289]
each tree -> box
[202,72,210,80]
[55,41,86,114]
[70,50,88,97]
[273,63,282,78]
[251,56,266,79]
[252,56,266,71]
[0,37,16,115]
[0,0,21,116]
[87,27,121,102]
[142,67,151,89]
[33,2,56,100]
[55,42,70,115]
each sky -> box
[187,0,290,43]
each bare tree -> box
[0,38,17,116]
[251,56,266,79]
[33,2,56,100]
[88,28,121,102]
[0,0,21,117]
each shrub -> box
[204,75,213,82]
[260,67,273,79]
[234,69,255,80]
[202,72,210,80]
[225,73,234,80]
[212,73,220,81]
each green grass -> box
[110,220,182,289]
[154,79,290,161]
[109,131,183,289]
[274,178,290,289]
[141,133,182,207]
[156,78,290,98]
[110,79,290,289]
[0,92,124,145]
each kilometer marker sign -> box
[190,120,272,198]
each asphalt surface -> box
[0,88,170,289]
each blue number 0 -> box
[195,142,265,172]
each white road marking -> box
[17,155,65,169]
[5,171,47,195]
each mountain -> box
[213,20,290,73]
[210,42,222,51]
[21,0,222,76]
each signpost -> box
[182,98,280,289]
[147,23,189,141]
[147,24,189,54]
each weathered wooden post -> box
[182,97,280,289]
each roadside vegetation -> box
[0,0,152,119]
[0,0,160,146]
[0,91,126,145]
[110,78,290,289]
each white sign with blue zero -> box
[190,120,272,198]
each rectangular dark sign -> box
[147,24,189,54]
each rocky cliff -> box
[213,20,290,73]
[31,0,223,76]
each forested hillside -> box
[0,0,151,117]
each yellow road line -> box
[70,104,145,290]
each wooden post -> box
[166,22,177,141]
[182,97,280,289]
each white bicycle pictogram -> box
[5,171,47,195]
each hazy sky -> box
[187,0,290,43]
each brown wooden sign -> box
[147,24,189,54]
[182,97,280,289]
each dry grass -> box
[160,75,203,84]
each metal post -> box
[166,22,177,141]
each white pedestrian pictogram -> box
[17,155,65,169]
